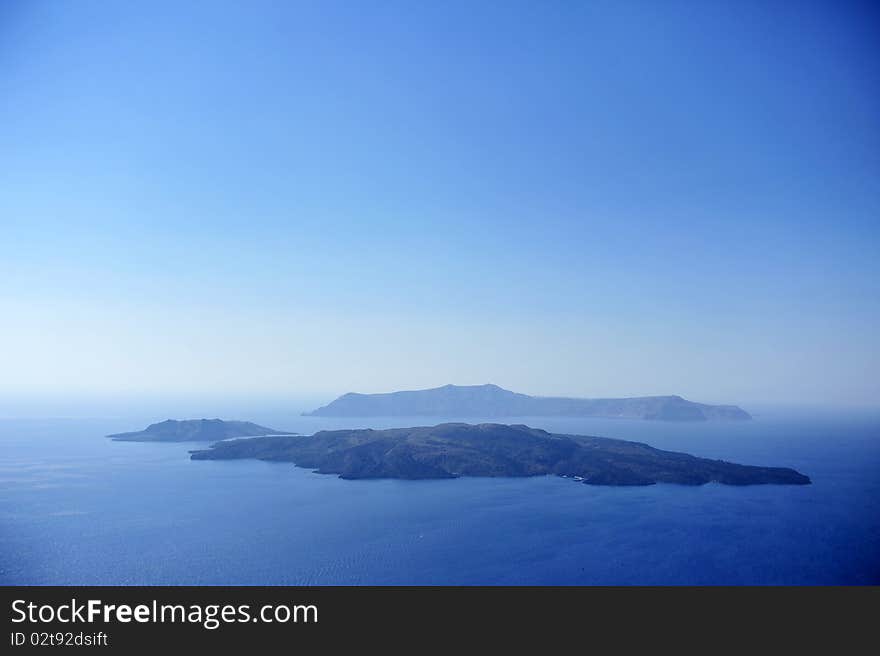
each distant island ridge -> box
[107,419,295,442]
[189,421,808,486]
[304,384,752,421]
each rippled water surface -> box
[1,408,878,584]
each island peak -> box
[108,419,295,442]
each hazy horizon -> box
[2,387,879,423]
[2,1,878,408]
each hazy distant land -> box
[304,384,752,421]
[188,421,808,486]
[107,419,295,442]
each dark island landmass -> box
[108,418,295,442]
[190,422,808,486]
[304,384,752,421]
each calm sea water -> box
[1,408,878,585]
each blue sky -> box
[1,0,878,407]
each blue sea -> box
[1,407,878,585]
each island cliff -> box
[304,384,751,421]
[190,422,808,486]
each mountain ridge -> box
[304,384,751,421]
[190,422,807,486]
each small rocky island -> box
[189,422,809,486]
[305,384,752,421]
[108,419,294,442]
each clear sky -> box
[1,0,878,409]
